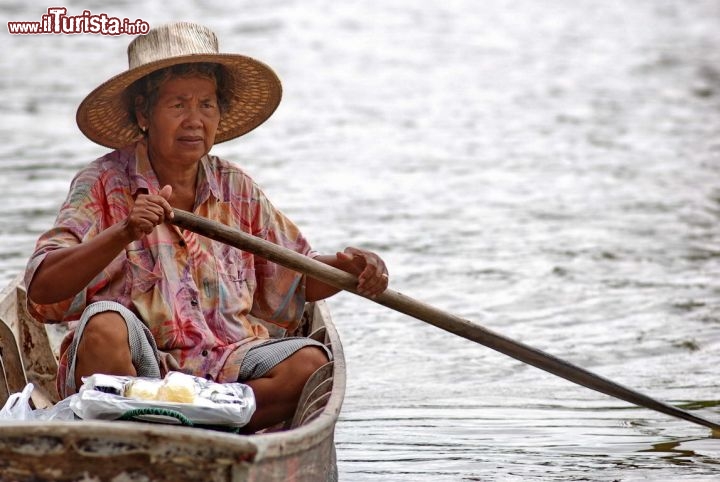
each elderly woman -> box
[25,22,388,432]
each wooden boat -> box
[0,274,344,481]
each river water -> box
[2,1,720,480]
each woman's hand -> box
[306,247,390,302]
[123,185,174,241]
[334,247,389,298]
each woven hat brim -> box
[76,53,282,149]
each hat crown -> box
[127,22,219,69]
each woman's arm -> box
[305,247,389,302]
[28,186,174,305]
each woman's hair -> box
[123,62,234,128]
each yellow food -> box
[156,372,196,404]
[125,379,161,401]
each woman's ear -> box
[135,96,149,133]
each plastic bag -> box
[33,396,77,421]
[0,383,76,421]
[71,372,256,427]
[0,383,34,421]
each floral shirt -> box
[25,141,314,394]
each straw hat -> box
[76,21,282,149]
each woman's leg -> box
[242,346,329,433]
[64,302,161,397]
[73,311,136,391]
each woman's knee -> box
[293,346,330,377]
[76,311,132,365]
[77,311,131,357]
[73,311,135,391]
[264,346,329,385]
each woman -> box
[24,22,388,432]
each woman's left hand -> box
[335,247,389,298]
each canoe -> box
[0,273,345,481]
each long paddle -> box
[170,209,720,434]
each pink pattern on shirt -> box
[25,141,314,396]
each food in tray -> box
[74,372,256,426]
[155,372,197,403]
[124,378,161,401]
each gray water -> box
[2,1,720,480]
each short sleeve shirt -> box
[25,140,314,386]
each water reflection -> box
[641,438,720,466]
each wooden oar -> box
[170,209,720,434]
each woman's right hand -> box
[28,185,175,305]
[123,185,174,241]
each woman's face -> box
[139,75,221,168]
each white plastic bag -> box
[0,383,77,422]
[0,383,34,421]
[33,396,77,421]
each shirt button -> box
[202,349,209,357]
[190,299,199,307]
